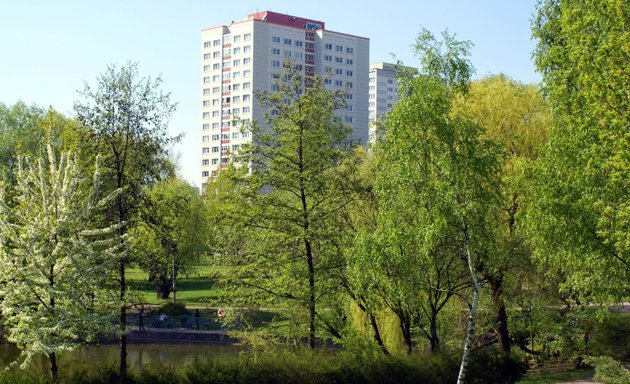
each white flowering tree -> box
[0,144,124,381]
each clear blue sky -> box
[1,0,541,186]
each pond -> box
[0,342,244,373]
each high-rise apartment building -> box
[199,11,369,189]
[368,62,416,142]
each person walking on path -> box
[194,309,200,330]
[138,307,145,330]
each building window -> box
[202,123,209,130]
[346,81,353,88]
[212,111,220,117]
[232,107,240,115]
[387,79,394,84]
[294,52,303,59]
[387,87,394,92]
[223,48,231,55]
[335,57,343,64]
[272,48,280,55]
[202,147,210,154]
[324,66,332,73]
[283,50,291,58]
[212,122,219,129]
[213,39,221,46]
[335,68,343,75]
[233,71,240,79]
[243,106,250,113]
[212,87,220,93]
[243,82,251,90]
[369,77,375,83]
[295,41,303,47]
[212,146,219,153]
[203,41,211,48]
[202,171,209,177]
[272,36,281,43]
[346,70,353,77]
[233,47,241,55]
[346,47,354,54]
[243,45,251,53]
[324,78,332,85]
[232,84,240,91]
[233,59,240,67]
[283,38,291,45]
[202,135,210,142]
[212,98,219,106]
[232,144,240,151]
[212,75,220,82]
[202,159,209,166]
[244,33,251,41]
[324,55,332,62]
[346,59,353,65]
[203,100,210,107]
[242,130,250,138]
[213,51,220,58]
[325,43,332,50]
[211,158,218,165]
[233,35,241,43]
[335,45,343,52]
[203,53,211,60]
[202,112,210,119]
[243,95,251,102]
[243,70,251,78]
[335,80,343,87]
[212,63,220,70]
[221,157,229,164]
[212,134,220,140]
[345,116,353,123]
[272,60,280,67]
[233,95,241,103]
[203,77,210,84]
[232,132,240,139]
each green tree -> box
[0,145,122,382]
[221,64,353,348]
[368,29,503,382]
[526,0,629,300]
[132,178,207,300]
[452,74,550,353]
[74,62,178,377]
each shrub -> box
[465,349,528,384]
[585,356,630,384]
[153,301,189,316]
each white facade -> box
[199,11,369,189]
[368,62,416,143]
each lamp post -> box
[172,238,177,303]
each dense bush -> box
[153,301,190,316]
[585,356,630,384]
[0,348,528,384]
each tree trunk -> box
[429,312,440,352]
[491,278,511,354]
[457,231,481,384]
[49,352,58,382]
[305,238,316,349]
[119,260,127,379]
[395,311,413,354]
[155,276,173,300]
[369,312,390,355]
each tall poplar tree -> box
[74,62,178,377]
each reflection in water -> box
[0,343,243,374]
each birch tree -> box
[0,145,123,382]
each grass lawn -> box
[516,368,594,383]
[126,264,223,307]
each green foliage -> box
[0,144,123,377]
[214,63,354,347]
[587,313,630,360]
[586,356,630,384]
[465,350,527,384]
[132,177,208,299]
[153,301,190,316]
[526,0,630,300]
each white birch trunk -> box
[457,238,481,384]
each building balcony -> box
[305,60,315,65]
[222,67,231,72]
[222,79,231,84]
[222,115,231,120]
[305,48,315,54]
[222,91,231,96]
[222,43,231,48]
[221,127,230,132]
[222,103,231,108]
[221,139,230,144]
